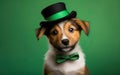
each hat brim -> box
[40,11,77,26]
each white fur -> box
[44,21,86,75]
[59,21,68,40]
[45,43,85,75]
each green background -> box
[0,0,120,75]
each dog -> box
[36,18,90,75]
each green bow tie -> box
[56,52,79,64]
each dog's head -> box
[36,18,90,52]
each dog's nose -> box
[62,39,69,45]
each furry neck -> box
[48,41,82,56]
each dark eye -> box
[69,28,74,33]
[52,30,58,35]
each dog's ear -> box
[35,26,46,40]
[72,18,90,35]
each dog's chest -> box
[55,60,84,75]
[45,50,85,75]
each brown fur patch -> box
[36,27,46,40]
[64,21,80,46]
[72,18,90,35]
[47,25,62,48]
[77,66,89,75]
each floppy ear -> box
[35,26,46,40]
[72,18,90,35]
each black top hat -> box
[40,2,77,26]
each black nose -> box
[62,39,69,45]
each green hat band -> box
[46,10,69,21]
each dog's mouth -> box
[61,46,72,51]
[57,45,75,52]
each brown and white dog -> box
[36,18,90,75]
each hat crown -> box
[41,2,66,20]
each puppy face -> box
[36,18,90,52]
[47,20,80,52]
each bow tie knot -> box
[56,52,79,64]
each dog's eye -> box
[51,30,58,35]
[68,28,74,33]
